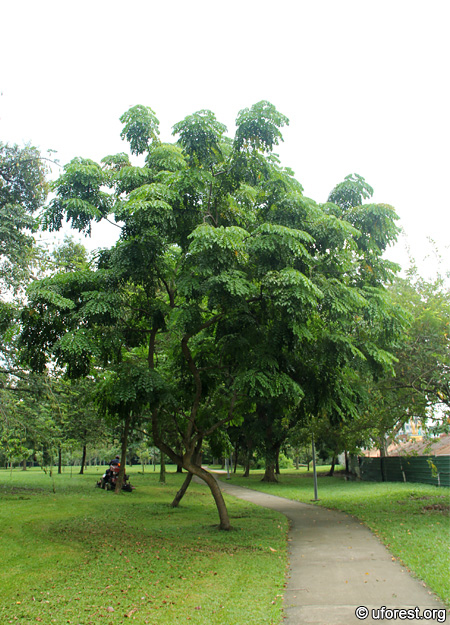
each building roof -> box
[363,434,450,457]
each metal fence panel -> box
[355,455,450,487]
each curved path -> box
[214,476,447,625]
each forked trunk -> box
[171,443,202,507]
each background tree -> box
[365,265,450,466]
[0,142,48,297]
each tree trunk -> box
[261,463,278,482]
[176,464,183,473]
[243,455,251,477]
[22,459,27,471]
[327,453,337,477]
[159,452,166,484]
[151,410,231,529]
[171,441,202,507]
[345,450,349,473]
[379,437,387,482]
[171,471,193,507]
[188,464,231,530]
[115,412,132,493]
[233,445,239,473]
[79,445,87,475]
[275,447,281,475]
[58,447,62,474]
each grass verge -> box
[223,467,450,607]
[0,468,288,625]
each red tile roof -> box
[363,434,450,457]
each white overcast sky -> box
[1,0,449,277]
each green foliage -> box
[119,104,160,155]
[95,362,164,420]
[51,235,90,272]
[327,173,374,210]
[19,100,408,524]
[368,267,450,445]
[101,151,131,171]
[145,143,187,173]
[0,142,48,294]
[44,158,111,234]
[234,100,289,153]
[172,109,227,166]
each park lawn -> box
[0,468,288,625]
[224,467,450,607]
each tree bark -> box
[327,453,337,477]
[233,445,239,473]
[115,412,132,493]
[171,471,193,507]
[58,447,62,474]
[171,440,202,507]
[261,463,278,482]
[79,444,87,475]
[243,456,251,477]
[188,464,231,530]
[379,437,387,482]
[159,452,166,484]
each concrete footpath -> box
[214,477,448,625]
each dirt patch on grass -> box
[421,503,450,515]
[0,486,50,499]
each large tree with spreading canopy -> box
[20,102,402,529]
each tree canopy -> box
[17,101,409,528]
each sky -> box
[1,0,449,278]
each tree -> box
[0,142,48,296]
[366,265,450,461]
[20,102,402,529]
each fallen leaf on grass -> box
[125,608,138,617]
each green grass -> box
[0,467,288,624]
[223,467,450,607]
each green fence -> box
[351,455,450,487]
